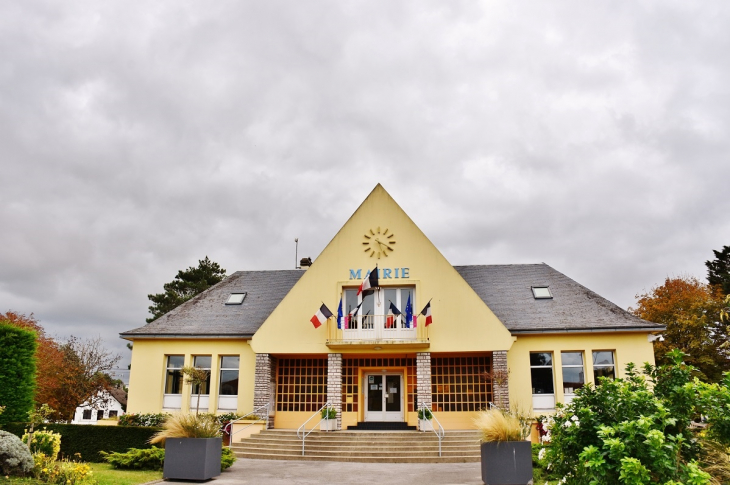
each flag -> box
[405,294,413,329]
[387,301,401,328]
[421,301,432,326]
[347,301,363,329]
[357,266,379,296]
[337,297,343,329]
[310,303,333,329]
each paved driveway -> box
[160,458,485,485]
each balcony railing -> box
[341,314,417,341]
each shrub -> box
[103,446,235,472]
[321,407,337,420]
[3,422,160,462]
[23,428,61,459]
[0,429,33,476]
[118,412,170,427]
[417,408,432,420]
[102,447,165,470]
[0,323,37,427]
[149,413,221,445]
[544,351,713,484]
[221,447,236,470]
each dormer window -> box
[226,293,246,305]
[531,286,553,299]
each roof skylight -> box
[226,293,246,305]
[531,286,553,299]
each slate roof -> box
[455,264,664,333]
[119,270,304,338]
[120,264,662,339]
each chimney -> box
[299,257,313,269]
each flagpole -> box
[417,298,432,316]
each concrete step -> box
[231,429,482,463]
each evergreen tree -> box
[147,256,226,322]
[707,245,730,295]
[0,322,37,426]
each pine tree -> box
[706,245,730,296]
[147,256,226,322]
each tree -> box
[147,256,226,322]
[0,311,65,415]
[630,276,727,382]
[182,366,210,415]
[0,322,37,426]
[52,336,121,422]
[707,245,730,296]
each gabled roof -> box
[455,264,663,333]
[121,264,662,339]
[108,387,128,406]
[120,270,304,339]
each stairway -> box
[230,429,481,463]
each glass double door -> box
[364,373,403,422]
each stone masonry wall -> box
[416,352,432,410]
[492,350,510,410]
[254,353,276,429]
[326,353,343,430]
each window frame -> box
[191,355,212,396]
[164,355,184,395]
[530,352,556,410]
[561,351,585,403]
[592,350,616,382]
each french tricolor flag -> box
[421,301,432,326]
[310,304,333,329]
[357,267,379,296]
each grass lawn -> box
[0,463,162,485]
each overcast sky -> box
[2,1,729,381]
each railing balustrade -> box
[418,403,445,457]
[296,402,334,456]
[225,403,269,448]
[341,314,417,341]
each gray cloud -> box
[2,1,729,379]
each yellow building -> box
[121,184,664,430]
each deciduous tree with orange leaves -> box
[630,277,728,382]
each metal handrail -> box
[418,403,445,457]
[225,403,269,448]
[296,402,333,456]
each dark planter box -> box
[164,437,222,481]
[480,441,533,485]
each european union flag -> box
[405,294,413,329]
[337,296,343,329]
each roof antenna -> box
[295,238,299,269]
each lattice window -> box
[341,357,416,413]
[276,358,327,412]
[431,354,492,412]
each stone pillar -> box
[416,352,432,410]
[492,350,510,410]
[254,353,276,429]
[327,353,343,430]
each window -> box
[530,352,555,410]
[109,410,118,418]
[97,410,104,420]
[226,293,246,305]
[341,357,416,413]
[343,287,415,329]
[164,355,184,394]
[593,351,615,382]
[192,356,212,395]
[431,355,492,412]
[561,352,585,403]
[82,409,92,420]
[219,356,240,396]
[278,358,327,412]
[532,287,553,299]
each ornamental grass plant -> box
[148,413,221,446]
[473,408,530,443]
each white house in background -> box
[71,387,127,425]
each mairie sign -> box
[349,268,410,280]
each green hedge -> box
[3,423,161,462]
[0,323,37,426]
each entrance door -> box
[364,373,403,422]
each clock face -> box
[362,226,396,259]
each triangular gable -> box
[250,184,514,354]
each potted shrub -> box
[418,408,433,431]
[474,408,532,485]
[150,413,223,481]
[320,406,337,431]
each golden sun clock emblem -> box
[362,227,396,259]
